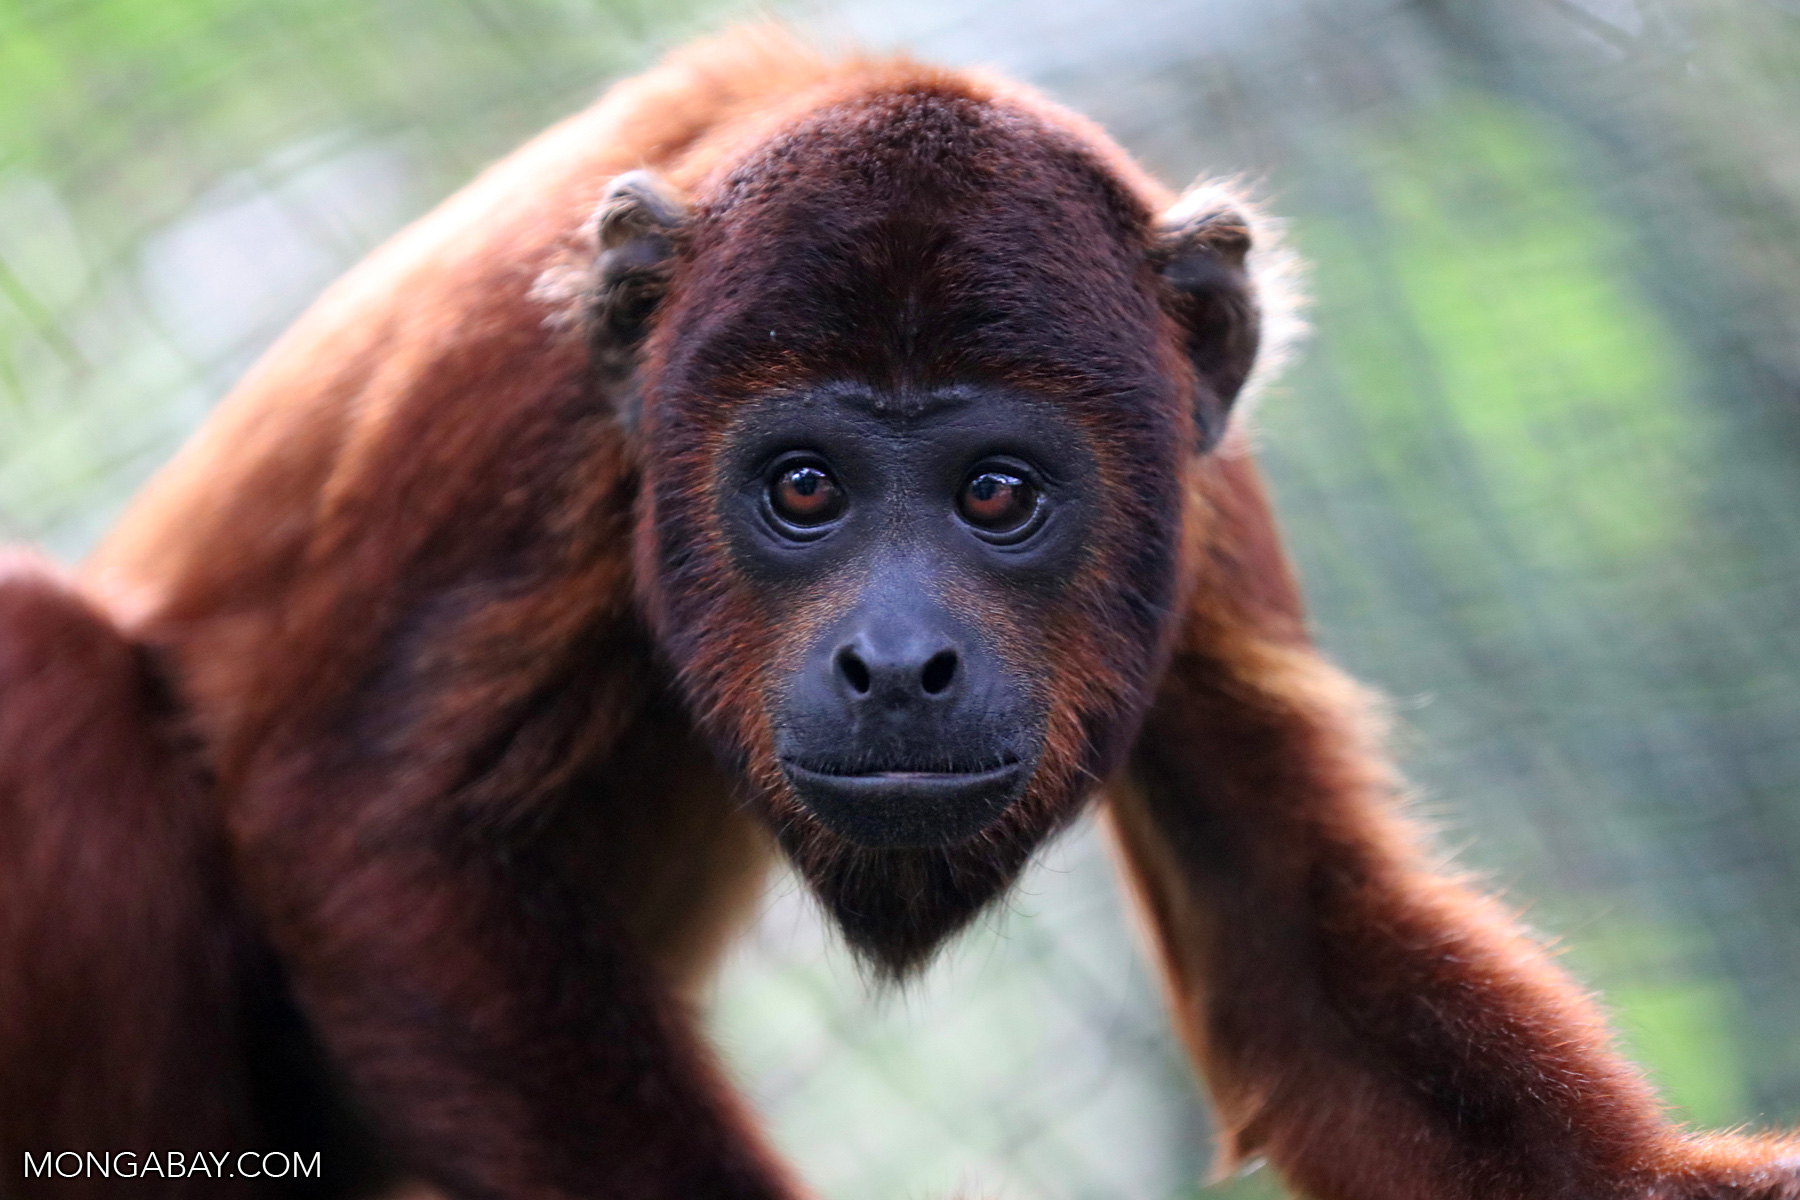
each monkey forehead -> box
[738,380,1064,427]
[653,81,1180,404]
[719,381,1097,471]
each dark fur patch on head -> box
[661,79,1175,406]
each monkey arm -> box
[1103,457,1800,1200]
[222,635,801,1200]
[0,553,258,1179]
[231,770,798,1200]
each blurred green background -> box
[5,0,1800,1196]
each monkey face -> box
[614,83,1259,974]
[716,383,1099,851]
[641,370,1183,978]
[637,360,1189,976]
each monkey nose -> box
[833,637,960,702]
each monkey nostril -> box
[920,650,958,696]
[836,646,872,695]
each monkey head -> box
[593,79,1263,976]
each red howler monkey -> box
[1,26,1796,1200]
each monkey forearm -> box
[239,826,798,1200]
[1110,643,1800,1200]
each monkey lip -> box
[780,759,1026,849]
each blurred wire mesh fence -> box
[4,1,1799,1197]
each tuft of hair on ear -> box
[585,169,688,421]
[1152,180,1308,455]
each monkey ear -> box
[588,169,687,386]
[1151,194,1261,453]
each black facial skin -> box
[720,383,1099,849]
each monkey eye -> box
[768,462,845,528]
[957,469,1041,539]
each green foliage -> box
[1612,978,1749,1128]
[0,0,721,552]
[1313,91,1694,575]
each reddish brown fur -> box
[0,25,1795,1200]
[0,552,260,1195]
[1108,449,1800,1198]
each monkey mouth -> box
[779,757,1026,849]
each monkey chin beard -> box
[767,790,1073,983]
